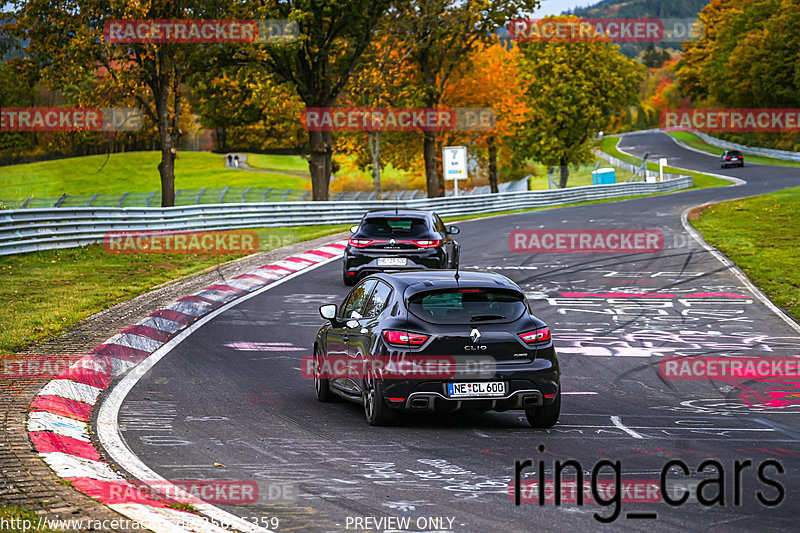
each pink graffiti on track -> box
[730,377,800,409]
[559,292,750,298]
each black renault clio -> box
[313,271,560,427]
[342,209,460,285]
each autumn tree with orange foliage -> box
[389,0,540,198]
[336,33,419,193]
[442,40,529,193]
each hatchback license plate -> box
[377,257,407,266]
[447,382,506,398]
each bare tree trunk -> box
[559,157,569,189]
[156,82,176,207]
[309,130,332,201]
[488,135,498,193]
[423,130,442,197]
[217,128,227,152]
[368,131,381,192]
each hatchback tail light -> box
[349,238,384,247]
[519,327,551,344]
[383,330,429,346]
[412,239,440,248]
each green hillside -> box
[0,151,309,202]
[568,0,710,18]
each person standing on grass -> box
[234,154,240,168]
[227,154,233,167]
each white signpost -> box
[658,157,668,182]
[443,146,467,196]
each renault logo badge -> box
[470,328,481,343]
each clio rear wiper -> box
[470,314,505,322]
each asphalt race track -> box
[112,132,800,532]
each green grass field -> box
[693,186,800,320]
[0,505,54,532]
[667,131,800,167]
[599,136,732,189]
[527,157,635,189]
[245,154,310,173]
[0,152,309,201]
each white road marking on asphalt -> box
[561,392,598,395]
[224,342,305,351]
[556,424,773,431]
[525,291,548,299]
[610,415,646,439]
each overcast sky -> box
[0,1,599,15]
[534,0,598,16]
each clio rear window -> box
[407,288,526,324]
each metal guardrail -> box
[594,149,663,179]
[691,131,800,162]
[0,178,530,209]
[0,176,692,255]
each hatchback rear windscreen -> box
[361,217,429,238]
[407,288,527,324]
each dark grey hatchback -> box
[313,271,561,427]
[342,209,460,285]
[720,149,745,168]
